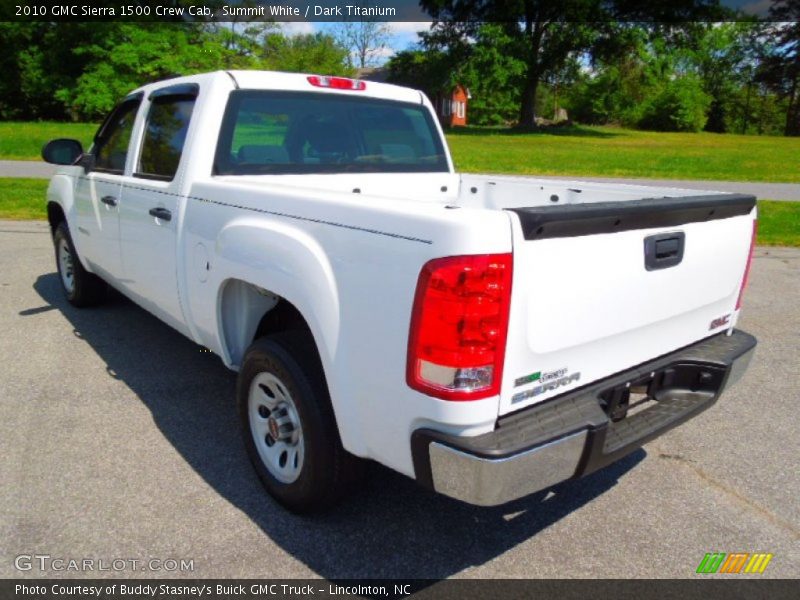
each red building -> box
[436,84,470,127]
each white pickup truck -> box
[42,70,757,512]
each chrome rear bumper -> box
[411,329,757,506]
[428,432,587,507]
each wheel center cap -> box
[267,417,280,440]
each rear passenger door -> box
[118,84,198,335]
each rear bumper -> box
[411,329,756,506]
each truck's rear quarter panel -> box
[182,176,514,476]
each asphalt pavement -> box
[0,160,57,179]
[1,159,799,201]
[0,220,798,580]
[529,175,800,202]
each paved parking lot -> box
[0,219,798,580]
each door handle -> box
[100,195,117,207]
[149,207,172,222]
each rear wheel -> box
[238,332,362,512]
[53,221,106,307]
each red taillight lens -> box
[735,220,757,310]
[307,75,366,91]
[407,254,513,400]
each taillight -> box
[407,254,513,400]
[735,220,757,310]
[307,75,366,91]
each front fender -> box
[45,169,106,276]
[46,173,83,253]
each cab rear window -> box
[214,91,448,175]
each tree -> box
[638,75,711,132]
[201,0,279,67]
[419,2,600,127]
[333,21,392,69]
[57,23,246,120]
[388,24,527,125]
[387,49,453,94]
[0,21,351,121]
[0,20,270,120]
[262,33,352,76]
[758,1,800,135]
[0,22,114,120]
[419,0,724,128]
[459,24,528,124]
[685,21,765,132]
[567,25,709,130]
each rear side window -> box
[136,96,196,181]
[93,99,141,174]
[214,91,448,175]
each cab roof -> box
[132,70,424,105]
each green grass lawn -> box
[1,177,797,246]
[446,125,800,183]
[0,178,49,220]
[754,201,800,247]
[3,121,799,183]
[0,122,98,161]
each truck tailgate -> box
[500,193,756,415]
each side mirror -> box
[41,138,84,165]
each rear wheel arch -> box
[216,278,363,452]
[217,279,332,379]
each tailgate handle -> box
[644,232,685,271]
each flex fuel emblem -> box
[514,371,541,387]
[514,366,569,388]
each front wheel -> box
[238,332,362,513]
[53,222,106,307]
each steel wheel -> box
[238,333,364,512]
[248,372,304,484]
[57,236,75,294]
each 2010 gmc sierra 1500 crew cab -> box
[42,70,757,513]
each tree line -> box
[1,0,797,136]
[0,21,362,122]
[389,0,799,136]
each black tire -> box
[53,221,106,307]
[238,332,363,513]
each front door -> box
[74,97,142,281]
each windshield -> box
[214,91,449,175]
